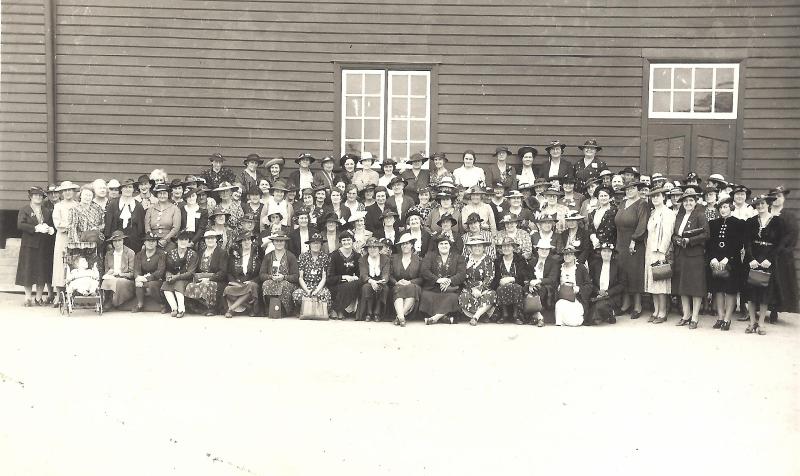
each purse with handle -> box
[300,296,329,320]
[523,293,543,314]
[747,269,771,288]
[650,260,672,281]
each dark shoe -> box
[712,319,724,329]
[399,317,406,327]
[607,316,617,324]
[676,318,690,326]
[768,310,778,324]
[250,310,258,317]
[131,305,143,313]
[424,317,432,325]
[161,305,170,314]
[721,321,730,331]
[688,320,698,329]
[515,318,524,325]
[536,319,545,327]
[653,317,667,324]
[745,324,756,334]
[630,310,642,319]
[497,317,505,324]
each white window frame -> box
[648,63,739,120]
[341,69,386,160]
[340,68,431,163]
[387,71,431,162]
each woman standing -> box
[105,178,145,253]
[420,235,466,324]
[289,208,316,257]
[555,211,590,264]
[100,230,136,309]
[462,213,496,261]
[132,233,167,313]
[205,207,232,252]
[459,237,497,326]
[644,187,676,323]
[184,230,228,316]
[264,157,286,187]
[338,154,358,186]
[460,186,496,232]
[428,152,453,187]
[743,194,781,335]
[390,233,423,326]
[292,233,332,315]
[731,184,756,220]
[493,237,528,324]
[352,153,380,191]
[347,211,373,255]
[706,198,746,331]
[16,186,55,306]
[402,211,431,258]
[671,190,710,328]
[357,238,391,322]
[495,214,533,260]
[223,232,262,318]
[326,232,361,320]
[51,181,79,305]
[144,183,180,250]
[453,150,486,189]
[343,184,365,215]
[162,230,198,318]
[401,152,430,203]
[259,232,299,317]
[426,192,460,234]
[68,185,105,245]
[517,146,538,186]
[377,158,398,194]
[239,154,264,198]
[614,181,649,319]
[179,187,208,249]
[264,180,293,228]
[324,187,351,225]
[213,182,244,236]
[767,186,798,319]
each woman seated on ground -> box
[132,233,167,313]
[459,237,497,326]
[420,235,466,325]
[357,237,391,322]
[554,245,593,327]
[494,237,529,325]
[292,233,332,315]
[326,231,361,320]
[162,230,198,318]
[184,230,228,316]
[588,243,627,325]
[223,232,263,318]
[259,232,299,318]
[389,233,423,326]
[527,239,560,327]
[100,230,136,309]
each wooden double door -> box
[645,123,736,181]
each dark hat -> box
[388,176,408,188]
[47,184,59,193]
[647,186,670,197]
[305,232,325,244]
[578,138,602,151]
[358,183,377,196]
[320,212,340,225]
[434,192,454,203]
[622,180,647,190]
[381,158,397,167]
[685,172,702,183]
[715,196,735,209]
[497,236,520,248]
[119,178,137,188]
[364,237,383,249]
[464,185,489,197]
[208,206,231,219]
[105,230,127,242]
[585,176,603,188]
[176,229,194,241]
[430,151,448,162]
[295,153,316,165]
[136,175,154,188]
[208,152,225,162]
[594,185,615,198]
[564,210,585,221]
[213,181,237,192]
[464,212,484,225]
[405,209,423,224]
[27,186,46,197]
[319,155,335,165]
[432,233,454,244]
[169,178,184,190]
[598,242,616,251]
[293,206,311,217]
[562,244,578,255]
[268,232,291,242]
[533,177,550,189]
[676,190,701,203]
[143,232,161,241]
[236,231,255,243]
[408,152,429,163]
[545,140,566,153]
[499,214,522,225]
[241,213,256,223]
[516,182,535,192]
[751,193,776,205]
[380,209,399,220]
[535,213,558,223]
[373,185,389,196]
[270,180,290,192]
[337,230,354,242]
[731,184,752,197]
[436,213,458,227]
[245,187,262,196]
[505,190,525,199]
[560,175,576,184]
[493,146,511,156]
[768,185,790,197]
[542,186,564,197]
[243,153,264,166]
[152,183,170,194]
[619,166,640,177]
[517,146,538,158]
[339,154,358,168]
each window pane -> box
[716,68,734,89]
[345,74,362,94]
[694,91,712,112]
[345,119,362,140]
[363,141,381,158]
[364,74,382,95]
[392,98,409,118]
[391,119,407,141]
[390,143,407,160]
[673,91,691,112]
[392,74,408,96]
[653,67,671,89]
[653,91,671,112]
[695,68,713,89]
[410,142,427,155]
[410,121,427,141]
[344,141,362,155]
[345,96,362,117]
[409,98,427,118]
[674,68,692,89]
[364,97,381,117]
[715,92,734,113]
[410,75,427,96]
[364,119,381,141]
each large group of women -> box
[15,139,798,334]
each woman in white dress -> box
[51,181,80,305]
[644,187,677,323]
[452,150,486,189]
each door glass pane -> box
[653,67,671,89]
[714,92,733,113]
[391,120,407,141]
[344,119,362,140]
[694,91,712,112]
[653,91,671,112]
[674,68,692,89]
[410,75,427,96]
[409,98,427,118]
[695,68,713,89]
[673,91,691,112]
[716,68,734,89]
[392,74,408,95]
[409,121,427,141]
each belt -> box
[754,240,774,246]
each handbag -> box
[300,295,329,320]
[650,260,672,281]
[523,293,543,314]
[747,269,771,288]
[711,264,730,279]
[558,284,576,302]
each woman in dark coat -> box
[16,186,55,306]
[179,187,208,249]
[587,186,617,262]
[706,198,746,331]
[614,181,649,318]
[671,191,710,328]
[767,185,798,321]
[223,232,262,318]
[528,239,561,326]
[357,238,391,322]
[162,230,198,318]
[259,232,299,317]
[420,235,467,324]
[743,194,782,335]
[104,178,145,253]
[588,243,627,324]
[389,233,424,326]
[554,245,593,327]
[493,237,529,324]
[184,230,229,316]
[132,232,167,313]
[326,231,362,320]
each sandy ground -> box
[0,292,798,476]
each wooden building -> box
[1,0,798,271]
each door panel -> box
[647,124,691,180]
[646,123,735,181]
[692,123,736,179]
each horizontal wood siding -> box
[0,0,48,209]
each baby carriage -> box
[59,241,104,316]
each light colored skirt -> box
[555,299,584,326]
[100,276,135,305]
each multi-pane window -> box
[649,63,739,119]
[341,69,431,162]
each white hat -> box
[534,238,554,249]
[55,181,80,192]
[395,233,416,245]
[107,179,121,189]
[347,210,368,223]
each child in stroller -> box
[66,255,100,296]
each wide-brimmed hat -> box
[432,233,454,244]
[213,181,237,192]
[622,180,647,191]
[319,155,335,165]
[619,166,640,177]
[152,183,170,194]
[464,185,489,197]
[499,214,522,225]
[497,236,520,248]
[388,176,408,188]
[647,186,670,197]
[578,138,602,151]
[430,151,448,162]
[337,230,355,242]
[339,154,359,168]
[464,212,484,225]
[295,153,316,165]
[395,233,417,246]
[598,242,616,251]
[534,239,555,249]
[594,185,615,198]
[320,212,340,225]
[27,186,46,197]
[586,176,603,188]
[676,191,701,202]
[715,197,735,209]
[564,210,585,221]
[105,230,127,242]
[270,180,289,192]
[358,184,376,197]
[751,193,776,205]
[434,192,454,203]
[305,233,325,244]
[560,175,577,184]
[364,237,383,249]
[465,237,492,247]
[436,213,458,227]
[516,183,534,192]
[404,210,423,224]
[381,158,397,168]
[650,172,667,183]
[545,140,566,153]
[707,173,727,186]
[505,190,525,199]
[168,178,184,190]
[236,232,255,243]
[201,230,222,239]
[768,185,790,197]
[731,184,752,197]
[106,179,121,190]
[535,213,558,223]
[380,210,399,220]
[408,152,429,164]
[55,181,80,192]
[208,152,225,163]
[176,230,194,241]
[542,186,563,197]
[268,232,291,242]
[685,172,702,183]
[493,146,511,157]
[264,157,285,169]
[265,207,284,221]
[517,146,538,158]
[359,152,376,163]
[143,232,161,241]
[373,185,389,197]
[348,210,368,223]
[562,245,578,255]
[243,154,264,166]
[293,207,311,218]
[47,184,59,193]
[667,186,685,197]
[208,206,231,219]
[533,177,550,189]
[117,178,136,189]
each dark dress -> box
[326,248,362,313]
[493,253,528,320]
[356,254,391,320]
[105,198,145,253]
[706,216,746,295]
[259,250,299,315]
[614,199,649,293]
[587,205,617,259]
[389,253,423,301]
[15,204,54,287]
[224,243,262,312]
[771,209,798,313]
[671,208,710,297]
[161,247,198,294]
[293,251,332,304]
[134,248,167,303]
[744,214,782,306]
[184,247,228,312]
[588,259,627,322]
[529,255,561,317]
[419,252,466,315]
